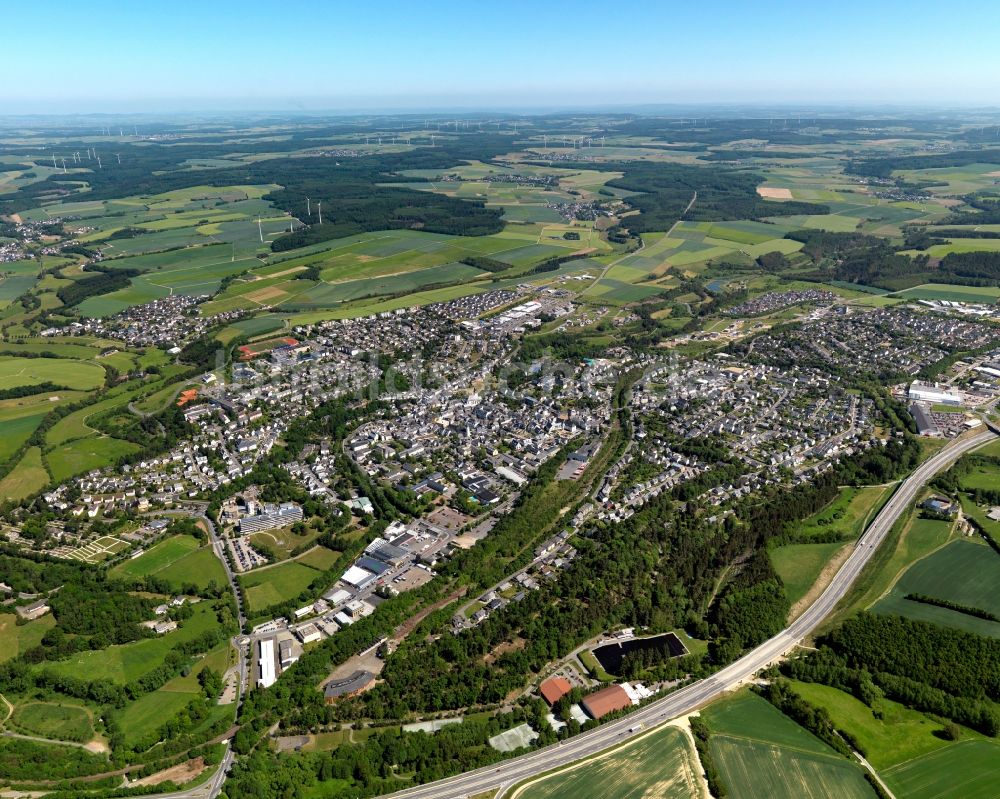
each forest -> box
[847,148,1000,179]
[602,161,828,232]
[784,613,1000,736]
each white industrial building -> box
[258,638,277,689]
[908,382,964,406]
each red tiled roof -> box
[539,677,572,706]
[581,684,631,719]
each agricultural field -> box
[239,560,323,613]
[872,539,1000,637]
[827,511,955,628]
[512,723,704,799]
[888,283,1000,303]
[111,534,227,592]
[701,692,875,799]
[881,740,1000,799]
[0,356,105,391]
[201,225,594,316]
[0,446,50,500]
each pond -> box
[592,632,688,675]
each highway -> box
[378,427,996,799]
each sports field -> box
[513,724,703,799]
[702,693,875,799]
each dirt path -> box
[390,586,467,646]
[0,693,13,724]
[788,542,853,622]
[128,757,207,787]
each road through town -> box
[378,427,996,799]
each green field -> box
[47,435,139,483]
[293,546,340,571]
[0,410,49,462]
[10,702,94,742]
[0,611,56,662]
[702,692,875,799]
[770,487,889,607]
[872,539,1000,637]
[239,560,322,612]
[117,645,235,748]
[889,283,1000,303]
[771,541,848,607]
[0,356,105,391]
[111,535,227,592]
[830,513,954,627]
[789,681,957,770]
[40,602,220,685]
[513,724,702,799]
[882,740,1000,799]
[0,446,50,500]
[958,459,1000,492]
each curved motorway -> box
[380,427,997,799]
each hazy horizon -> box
[6,0,1000,115]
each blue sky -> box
[5,0,1000,113]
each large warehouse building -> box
[908,381,964,406]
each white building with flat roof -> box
[258,638,277,689]
[908,382,964,406]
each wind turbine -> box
[317,201,322,225]
[257,217,264,243]
[51,155,57,169]
[61,158,67,173]
[115,153,121,165]
[306,197,311,217]
[96,155,102,169]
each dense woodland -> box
[602,162,828,232]
[785,613,1000,736]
